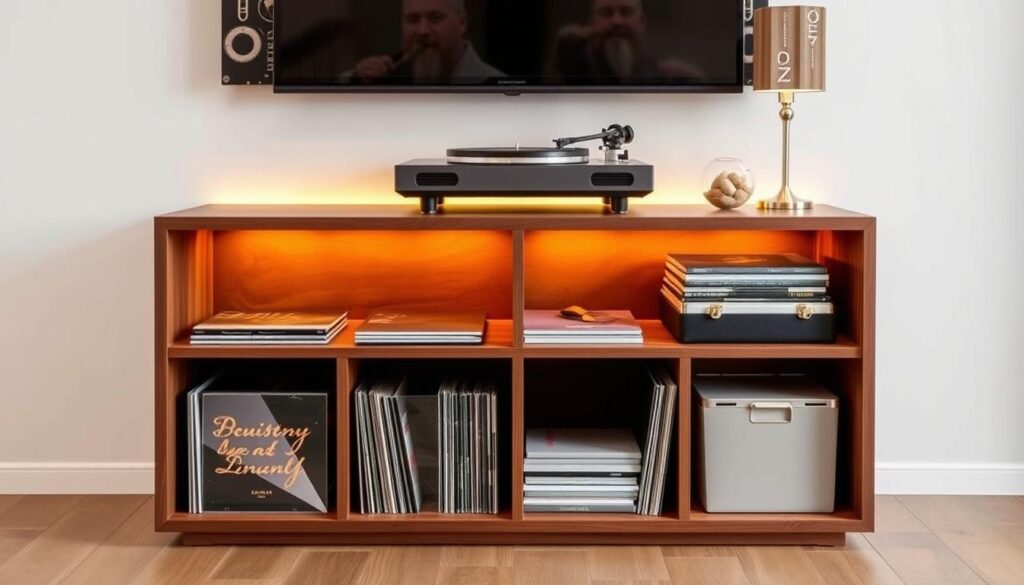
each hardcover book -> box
[355,310,487,344]
[192,311,348,334]
[198,391,331,513]
[666,253,827,274]
[523,310,643,344]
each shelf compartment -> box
[346,359,514,518]
[167,358,339,520]
[689,359,870,525]
[523,358,681,519]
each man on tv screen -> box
[552,0,701,83]
[347,0,504,84]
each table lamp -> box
[754,5,826,210]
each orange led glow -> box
[525,230,817,319]
[212,230,514,318]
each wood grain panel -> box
[0,529,39,566]
[60,498,178,585]
[511,357,525,521]
[356,546,442,585]
[435,566,513,585]
[899,496,1024,585]
[212,231,513,319]
[803,533,903,585]
[0,495,81,530]
[677,358,691,521]
[211,546,302,581]
[282,551,369,585]
[0,495,145,585]
[664,556,751,585]
[512,550,589,585]
[156,204,874,232]
[524,230,816,319]
[586,547,670,581]
[863,532,986,585]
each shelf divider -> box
[677,357,692,521]
[511,356,525,520]
[512,230,525,349]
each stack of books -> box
[355,310,487,345]
[523,428,641,513]
[660,253,834,343]
[190,311,347,345]
[354,374,499,515]
[523,310,643,345]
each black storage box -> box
[660,293,836,344]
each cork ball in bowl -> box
[702,158,756,210]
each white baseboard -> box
[1,462,1022,496]
[876,463,1024,495]
[0,463,154,494]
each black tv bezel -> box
[272,0,746,94]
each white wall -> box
[1,0,1021,494]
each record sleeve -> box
[200,392,330,513]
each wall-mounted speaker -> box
[222,0,274,85]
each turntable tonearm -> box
[395,124,653,214]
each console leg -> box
[420,196,441,214]
[608,197,629,214]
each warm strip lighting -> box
[211,230,514,318]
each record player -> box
[395,124,653,214]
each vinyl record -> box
[446,147,589,165]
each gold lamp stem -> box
[759,91,813,210]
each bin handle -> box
[749,402,794,424]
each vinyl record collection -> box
[355,374,499,514]
[186,371,332,514]
[523,366,677,515]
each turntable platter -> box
[446,147,589,165]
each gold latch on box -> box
[796,304,814,320]
[706,304,724,320]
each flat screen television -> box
[275,0,744,93]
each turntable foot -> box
[420,196,442,214]
[608,197,629,214]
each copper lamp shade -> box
[753,6,826,210]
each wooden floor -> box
[0,496,1022,584]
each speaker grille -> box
[591,172,635,187]
[415,172,459,187]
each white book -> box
[523,498,637,513]
[523,484,639,495]
[525,457,641,466]
[525,476,638,486]
[524,336,643,345]
[525,428,641,459]
[524,461,642,474]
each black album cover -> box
[201,392,330,512]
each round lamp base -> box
[757,199,814,211]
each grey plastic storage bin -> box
[695,375,838,513]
